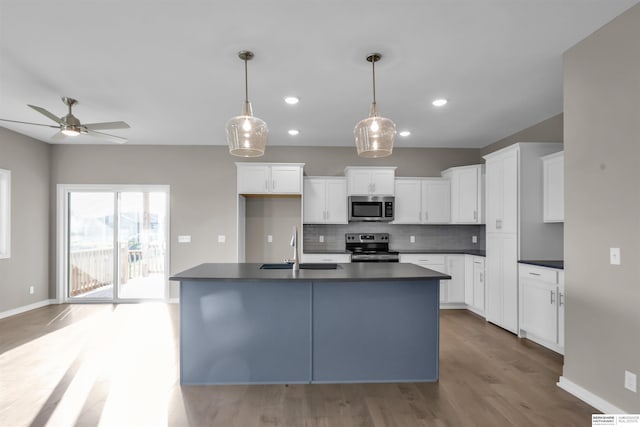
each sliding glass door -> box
[63,186,169,302]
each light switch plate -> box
[267,235,273,243]
[178,235,191,243]
[472,235,478,244]
[410,236,416,243]
[218,235,226,243]
[610,247,621,265]
[319,235,324,243]
[625,370,637,392]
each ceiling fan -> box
[0,97,130,143]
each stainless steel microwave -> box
[348,196,394,222]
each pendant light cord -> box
[371,58,376,105]
[244,58,249,103]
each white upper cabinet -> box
[422,179,451,224]
[345,167,396,196]
[303,177,348,224]
[394,178,450,224]
[442,164,484,224]
[484,149,518,233]
[542,151,564,222]
[237,163,304,195]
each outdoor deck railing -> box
[69,245,165,297]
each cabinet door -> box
[485,158,503,233]
[543,154,564,222]
[303,179,326,224]
[464,256,474,306]
[452,167,479,223]
[394,180,422,223]
[472,257,485,313]
[485,234,503,325]
[520,276,557,343]
[370,169,395,195]
[348,170,373,195]
[271,166,301,194]
[422,179,451,224]
[237,165,269,194]
[445,255,465,303]
[325,179,348,224]
[558,273,565,348]
[501,149,519,233]
[501,233,518,333]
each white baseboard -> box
[557,376,626,414]
[0,299,55,320]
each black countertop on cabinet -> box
[170,262,451,282]
[518,260,564,269]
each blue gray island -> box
[170,262,450,385]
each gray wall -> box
[563,3,640,412]
[480,113,563,157]
[245,196,301,263]
[50,145,482,300]
[0,128,51,312]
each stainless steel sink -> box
[259,263,339,270]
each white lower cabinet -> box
[485,233,518,334]
[464,255,485,315]
[301,253,351,263]
[518,264,564,354]
[399,254,465,307]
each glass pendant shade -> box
[354,53,396,158]
[226,100,268,157]
[226,51,268,157]
[354,102,396,158]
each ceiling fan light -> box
[61,125,81,136]
[226,51,268,157]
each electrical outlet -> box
[267,235,273,243]
[625,370,637,392]
[29,286,34,295]
[319,235,324,243]
[472,235,478,244]
[217,235,226,243]
[410,236,416,243]
[610,247,621,265]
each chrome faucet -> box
[290,226,299,271]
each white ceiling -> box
[0,0,637,149]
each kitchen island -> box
[170,263,449,385]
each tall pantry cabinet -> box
[483,143,563,334]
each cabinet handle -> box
[272,180,276,190]
[372,183,376,193]
[425,211,429,221]
[559,292,564,307]
[265,179,269,191]
[325,211,329,220]
[473,210,477,220]
[550,290,555,304]
[496,219,502,229]
[479,273,483,282]
[529,272,541,276]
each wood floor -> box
[0,304,595,427]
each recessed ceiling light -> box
[288,129,300,136]
[432,98,448,107]
[399,131,411,137]
[284,96,299,105]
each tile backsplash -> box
[303,223,485,252]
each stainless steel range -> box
[345,233,399,263]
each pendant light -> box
[226,51,268,157]
[354,53,396,158]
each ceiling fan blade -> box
[27,105,65,125]
[87,129,128,144]
[83,121,130,130]
[0,118,60,128]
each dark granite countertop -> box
[518,260,564,269]
[395,249,486,257]
[170,263,451,282]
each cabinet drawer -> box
[519,264,558,284]
[400,254,446,265]
[302,253,351,263]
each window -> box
[0,168,10,259]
